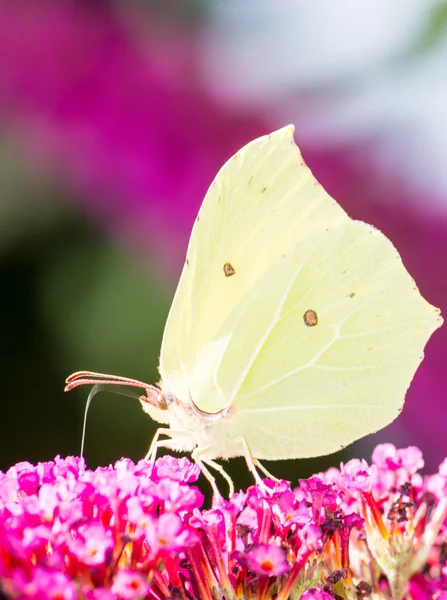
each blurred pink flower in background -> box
[0,0,446,468]
[0,0,264,260]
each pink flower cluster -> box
[1,446,446,599]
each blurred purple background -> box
[1,0,446,484]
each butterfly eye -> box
[157,393,168,409]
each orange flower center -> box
[260,560,274,572]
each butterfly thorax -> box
[163,391,241,460]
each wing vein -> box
[225,259,307,406]
[243,344,412,397]
[239,403,382,414]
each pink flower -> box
[22,524,52,552]
[189,507,226,541]
[145,512,197,557]
[125,496,151,531]
[111,569,150,600]
[85,589,117,600]
[0,448,446,598]
[371,444,425,494]
[341,458,376,492]
[12,567,77,600]
[245,544,290,577]
[153,455,201,483]
[301,588,334,600]
[299,477,339,525]
[68,522,114,567]
[139,478,203,514]
[335,513,364,570]
[17,470,40,496]
[298,522,323,554]
[237,505,258,530]
[271,490,311,529]
[428,457,447,499]
[372,443,424,475]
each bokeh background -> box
[1,0,447,493]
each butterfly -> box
[66,125,442,496]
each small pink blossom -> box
[298,522,323,555]
[272,490,311,529]
[85,589,117,600]
[317,466,342,486]
[125,496,151,531]
[372,443,424,475]
[145,512,197,556]
[299,477,339,525]
[111,569,150,599]
[371,444,425,494]
[189,507,225,539]
[336,513,364,570]
[153,455,201,483]
[141,478,203,512]
[17,469,40,495]
[398,446,425,475]
[68,522,114,566]
[12,568,77,600]
[301,588,334,600]
[237,505,258,529]
[245,544,290,577]
[341,458,376,492]
[22,524,52,551]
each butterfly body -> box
[142,389,240,460]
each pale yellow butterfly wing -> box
[160,125,348,411]
[159,125,441,459]
[216,221,440,459]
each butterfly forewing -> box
[160,126,348,409]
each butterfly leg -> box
[144,428,173,462]
[253,458,279,482]
[191,447,223,498]
[234,436,275,490]
[144,428,190,462]
[202,458,235,498]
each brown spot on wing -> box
[223,262,236,277]
[303,309,318,327]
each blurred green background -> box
[1,0,447,492]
